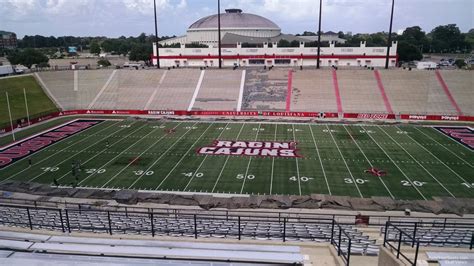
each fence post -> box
[59,209,65,233]
[412,222,418,247]
[78,204,81,214]
[150,212,155,237]
[238,216,241,240]
[383,222,389,247]
[397,229,403,258]
[331,219,335,243]
[26,207,33,230]
[107,211,112,235]
[283,217,286,242]
[470,233,473,250]
[65,209,71,233]
[125,207,128,218]
[338,227,342,256]
[347,238,352,266]
[413,241,420,266]
[194,214,198,239]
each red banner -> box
[2,110,473,135]
[343,113,396,120]
[400,114,474,122]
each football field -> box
[1,119,473,200]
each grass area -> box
[1,120,473,200]
[0,75,59,129]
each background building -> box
[0,30,18,49]
[154,9,397,68]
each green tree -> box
[397,41,423,62]
[398,26,430,53]
[90,41,101,55]
[7,49,49,68]
[430,24,469,53]
[129,44,153,65]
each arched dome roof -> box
[189,9,280,30]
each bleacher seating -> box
[33,68,472,116]
[337,70,387,113]
[291,70,338,112]
[439,70,474,115]
[241,68,288,111]
[146,69,201,110]
[379,70,459,115]
[192,70,242,111]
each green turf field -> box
[0,76,59,128]
[1,119,473,200]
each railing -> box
[331,222,352,266]
[0,203,337,241]
[383,221,474,266]
[0,195,472,227]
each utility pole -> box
[316,0,323,69]
[154,0,160,68]
[217,0,222,69]
[385,0,395,69]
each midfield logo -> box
[197,140,300,158]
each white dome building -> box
[160,9,281,47]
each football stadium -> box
[0,1,473,266]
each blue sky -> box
[1,0,472,38]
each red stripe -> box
[435,70,463,115]
[151,54,398,60]
[286,70,293,112]
[374,70,394,114]
[332,70,343,113]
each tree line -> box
[2,24,473,68]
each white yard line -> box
[128,122,199,189]
[269,124,277,194]
[396,126,470,184]
[343,126,394,199]
[156,122,213,190]
[308,125,331,195]
[100,122,183,188]
[377,126,456,198]
[325,125,364,198]
[0,120,118,182]
[74,123,151,185]
[73,71,78,92]
[236,70,246,111]
[240,123,262,194]
[183,123,230,191]
[187,70,205,111]
[27,121,137,184]
[416,127,473,167]
[211,124,245,193]
[34,72,64,110]
[144,70,168,110]
[88,70,117,109]
[360,125,427,200]
[292,124,302,196]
